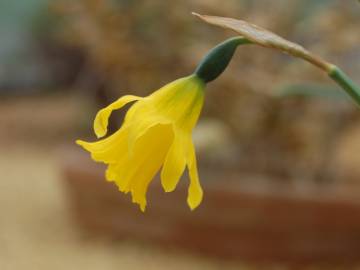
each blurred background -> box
[1,0,360,269]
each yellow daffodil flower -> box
[77,37,245,211]
[77,75,205,211]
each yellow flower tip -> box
[187,193,203,210]
[131,196,147,212]
[94,111,108,138]
[105,168,115,182]
[94,129,106,139]
[76,139,99,153]
[75,139,86,147]
[160,171,179,193]
[162,185,175,193]
[93,95,143,139]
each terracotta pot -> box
[61,147,360,264]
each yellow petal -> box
[126,103,171,154]
[105,164,117,182]
[148,75,205,130]
[127,124,173,211]
[76,126,129,163]
[160,129,187,192]
[94,95,142,138]
[186,137,203,210]
[92,124,172,200]
[125,80,204,153]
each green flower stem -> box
[195,36,360,108]
[328,66,360,107]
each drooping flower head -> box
[77,75,205,211]
[77,37,245,211]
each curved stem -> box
[328,66,360,107]
[228,39,360,107]
[196,35,360,107]
[193,14,360,106]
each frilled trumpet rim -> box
[76,75,205,211]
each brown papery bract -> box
[192,12,333,72]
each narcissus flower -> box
[77,37,245,211]
[77,75,205,211]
